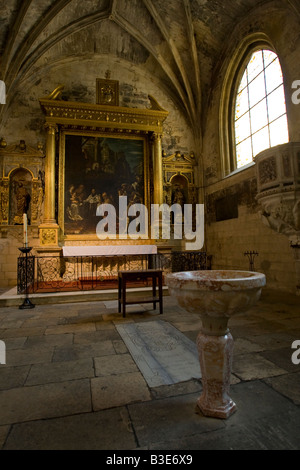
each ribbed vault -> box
[1,0,300,139]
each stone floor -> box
[0,288,299,450]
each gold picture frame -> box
[59,129,150,241]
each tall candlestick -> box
[23,213,28,247]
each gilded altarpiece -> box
[163,151,198,208]
[0,140,44,227]
[39,84,169,247]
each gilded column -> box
[43,124,57,223]
[39,123,59,247]
[152,133,163,206]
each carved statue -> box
[14,181,31,224]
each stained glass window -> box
[234,50,289,169]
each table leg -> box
[118,276,121,313]
[152,275,157,309]
[159,273,163,315]
[122,277,126,318]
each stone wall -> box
[204,167,297,293]
[202,4,300,294]
[204,162,298,294]
[0,226,39,289]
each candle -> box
[23,213,28,247]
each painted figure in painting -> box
[64,135,144,235]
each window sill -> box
[225,161,255,179]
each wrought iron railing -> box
[17,248,35,294]
[17,251,211,294]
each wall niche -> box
[0,139,44,226]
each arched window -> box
[234,49,289,169]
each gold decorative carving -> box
[96,72,119,106]
[40,227,58,246]
[0,139,44,226]
[0,180,9,224]
[39,95,168,134]
[43,85,64,100]
[148,95,167,112]
[31,182,44,225]
[163,151,198,205]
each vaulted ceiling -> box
[1,0,300,138]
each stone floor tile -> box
[112,339,129,354]
[0,320,23,329]
[3,407,136,450]
[264,372,300,405]
[232,337,264,355]
[4,337,27,349]
[233,353,288,380]
[170,320,203,332]
[74,328,120,344]
[260,347,299,372]
[24,333,73,348]
[26,358,95,386]
[230,320,286,338]
[150,378,202,400]
[101,312,126,321]
[5,346,54,367]
[150,409,300,450]
[0,425,10,449]
[128,392,224,448]
[22,317,62,328]
[0,365,30,391]
[246,331,297,351]
[45,322,96,335]
[1,327,45,338]
[58,313,102,325]
[182,330,198,343]
[1,310,36,322]
[94,353,139,377]
[0,379,91,425]
[35,310,76,319]
[94,321,117,331]
[52,340,116,362]
[228,380,297,424]
[91,372,151,410]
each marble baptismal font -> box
[166,270,266,419]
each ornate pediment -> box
[0,139,44,158]
[39,86,168,134]
[163,151,197,165]
[0,140,44,179]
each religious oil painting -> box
[62,133,146,236]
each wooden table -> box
[118,269,163,317]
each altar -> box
[62,245,158,257]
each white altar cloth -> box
[62,245,157,257]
